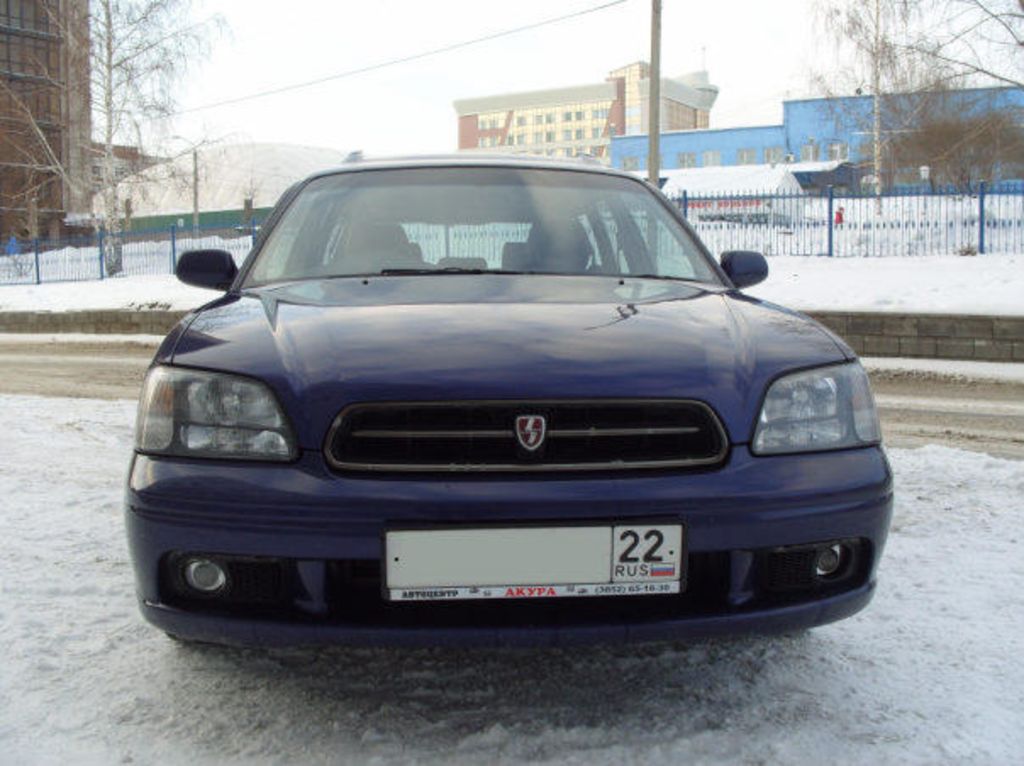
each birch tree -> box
[91,0,218,272]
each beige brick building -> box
[454,62,717,164]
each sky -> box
[167,0,832,155]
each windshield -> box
[243,167,721,287]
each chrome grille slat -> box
[350,426,700,439]
[352,429,513,439]
[548,426,700,437]
[325,399,728,473]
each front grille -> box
[324,399,728,473]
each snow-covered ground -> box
[2,394,1022,765]
[747,253,1024,315]
[0,253,1021,315]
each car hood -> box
[172,275,849,449]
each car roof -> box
[304,153,648,185]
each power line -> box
[174,0,630,117]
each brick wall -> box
[0,310,187,335]
[0,309,1022,362]
[809,312,1024,361]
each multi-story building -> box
[453,62,718,163]
[0,0,91,239]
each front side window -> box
[245,168,720,287]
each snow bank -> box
[863,356,1024,383]
[0,253,1021,316]
[0,273,214,312]
[1,394,1022,764]
[747,253,1024,315]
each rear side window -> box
[244,167,719,286]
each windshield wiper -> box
[628,274,710,285]
[378,267,528,276]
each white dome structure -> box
[110,142,348,216]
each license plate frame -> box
[383,521,686,602]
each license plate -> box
[384,524,684,601]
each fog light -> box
[815,545,843,577]
[183,558,227,593]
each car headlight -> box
[753,362,880,455]
[135,366,296,461]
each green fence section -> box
[127,207,274,232]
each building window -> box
[575,111,584,121]
[562,130,572,141]
[702,150,721,167]
[545,131,555,142]
[591,127,602,139]
[545,113,554,124]
[533,132,543,144]
[828,142,848,161]
[575,129,584,140]
[507,135,514,146]
[737,148,757,165]
[623,156,640,171]
[800,142,819,162]
[535,115,544,125]
[516,116,526,127]
[764,146,785,164]
[677,152,696,168]
[563,111,573,122]
[592,108,609,120]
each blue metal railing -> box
[0,222,259,286]
[673,186,1023,258]
[1,186,1022,288]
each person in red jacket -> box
[834,205,845,226]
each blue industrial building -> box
[611,86,1024,188]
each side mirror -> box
[176,249,238,291]
[720,250,768,289]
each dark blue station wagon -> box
[126,156,892,647]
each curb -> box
[0,309,1022,363]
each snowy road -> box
[2,395,1023,765]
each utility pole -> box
[192,149,200,233]
[872,0,882,212]
[647,0,661,186]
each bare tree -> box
[888,89,1024,188]
[91,0,220,272]
[908,0,1023,89]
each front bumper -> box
[126,446,893,647]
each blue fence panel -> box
[0,222,258,287]
[674,187,1024,258]
[1,189,1021,288]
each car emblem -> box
[515,415,547,452]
